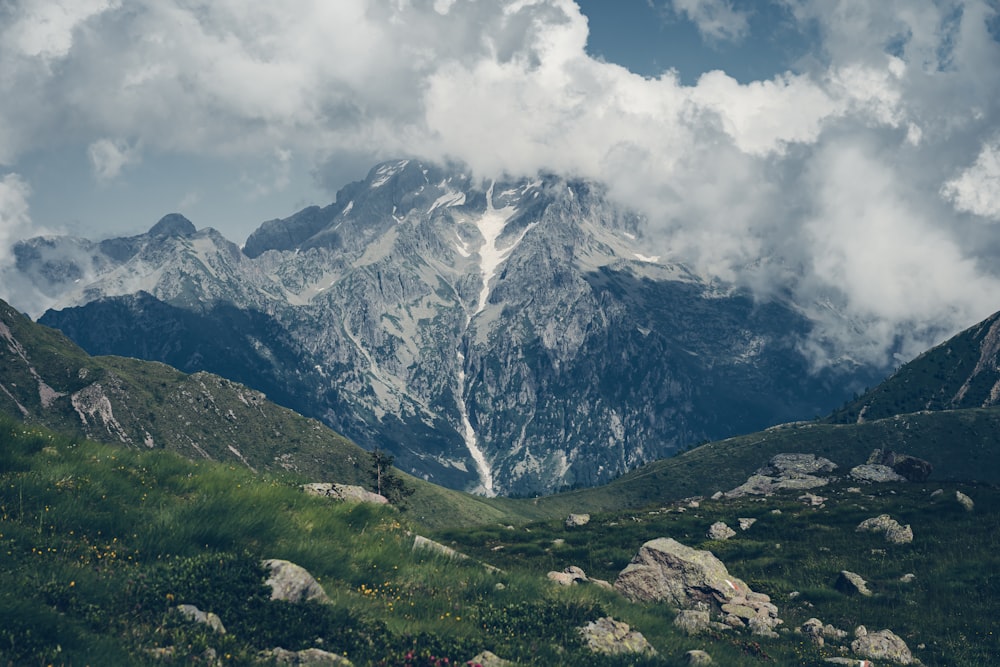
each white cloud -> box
[87,138,140,182]
[0,0,998,367]
[942,136,1000,221]
[0,174,32,264]
[670,0,751,43]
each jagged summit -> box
[149,213,197,238]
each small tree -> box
[368,448,414,508]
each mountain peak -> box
[148,214,196,238]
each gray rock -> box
[765,453,839,476]
[467,651,514,667]
[565,513,590,527]
[578,617,657,656]
[857,514,914,544]
[547,565,588,586]
[413,535,469,560]
[850,464,907,483]
[259,647,353,665]
[835,570,873,597]
[868,449,933,482]
[707,521,736,540]
[956,490,975,511]
[725,453,838,498]
[899,573,917,583]
[302,483,389,505]
[674,610,712,635]
[685,649,714,665]
[175,604,226,634]
[262,559,330,603]
[738,517,757,531]
[851,628,915,664]
[799,492,827,506]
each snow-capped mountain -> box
[19,160,882,495]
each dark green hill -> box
[829,310,1000,423]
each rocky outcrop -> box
[850,464,907,483]
[738,517,756,531]
[547,565,588,586]
[262,559,330,604]
[674,610,712,635]
[614,538,782,635]
[707,522,736,540]
[302,483,389,505]
[175,604,226,634]
[467,650,514,667]
[578,617,656,656]
[258,647,353,665]
[857,514,913,544]
[413,535,469,561]
[852,626,915,665]
[801,618,848,647]
[868,449,933,482]
[565,513,590,527]
[835,570,872,597]
[685,649,713,665]
[726,453,837,498]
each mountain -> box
[829,309,1000,423]
[23,160,885,495]
[0,297,367,484]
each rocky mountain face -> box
[20,160,883,496]
[829,309,1000,423]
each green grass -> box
[2,416,998,666]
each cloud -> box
[0,174,32,264]
[942,135,1000,220]
[670,0,752,43]
[0,0,998,368]
[87,138,140,182]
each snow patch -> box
[634,253,660,263]
[456,350,495,496]
[428,191,466,214]
[370,160,409,188]
[472,181,526,315]
[342,201,354,216]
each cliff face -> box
[27,160,878,495]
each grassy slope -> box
[2,417,997,666]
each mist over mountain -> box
[24,160,885,495]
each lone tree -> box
[368,448,414,507]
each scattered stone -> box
[707,521,736,540]
[494,582,506,591]
[578,617,657,656]
[956,491,974,511]
[687,500,701,509]
[175,604,226,634]
[711,491,724,500]
[467,650,514,667]
[674,610,711,635]
[262,559,330,603]
[771,509,782,515]
[685,649,714,665]
[565,513,590,528]
[847,487,862,493]
[799,492,827,506]
[851,627,915,664]
[824,659,873,666]
[259,647,353,665]
[547,566,588,586]
[413,535,469,561]
[301,483,389,505]
[899,573,917,583]
[850,464,907,483]
[801,618,826,646]
[835,570,873,597]
[738,517,757,531]
[930,489,944,498]
[551,538,565,547]
[856,514,914,544]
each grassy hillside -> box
[2,417,997,666]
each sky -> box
[1,0,999,369]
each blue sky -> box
[1,0,999,368]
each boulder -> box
[851,627,915,664]
[467,651,514,667]
[878,451,932,482]
[725,453,837,498]
[956,491,974,511]
[547,566,588,586]
[565,513,591,527]
[259,647,353,665]
[738,517,757,531]
[899,573,917,583]
[413,535,468,560]
[614,538,782,632]
[175,604,226,634]
[799,492,827,506]
[578,617,656,656]
[685,649,713,665]
[707,521,736,540]
[262,559,330,603]
[835,570,872,597]
[674,610,712,635]
[856,514,913,544]
[302,483,389,505]
[614,538,748,607]
[850,464,907,483]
